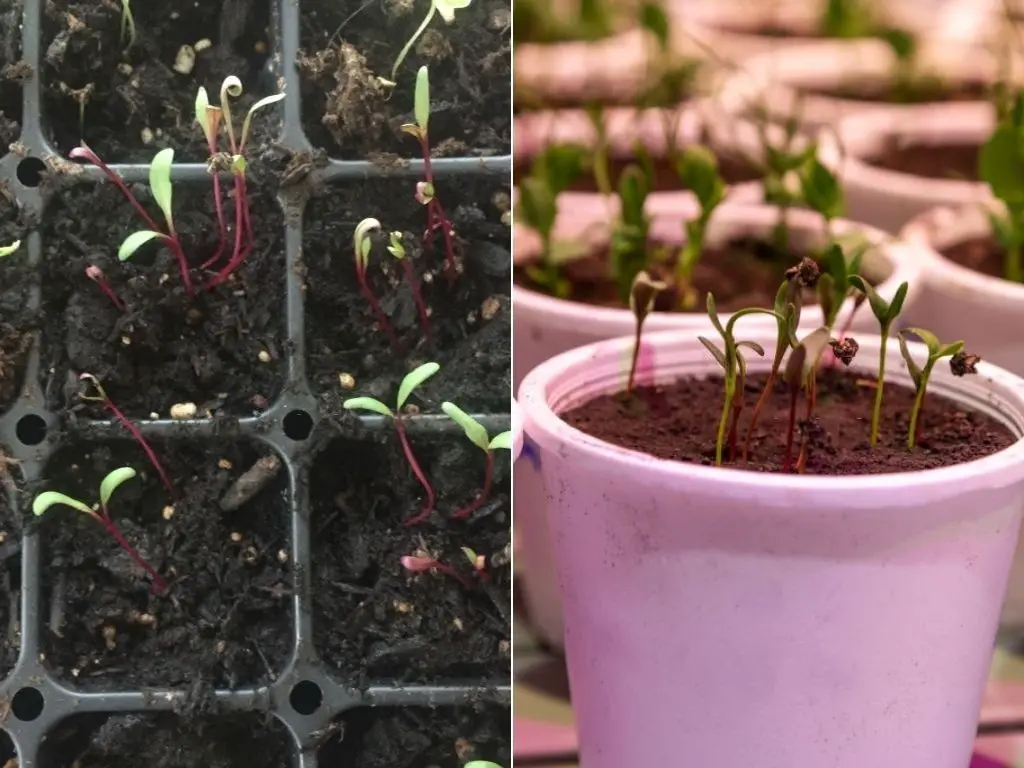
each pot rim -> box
[520,327,1024,499]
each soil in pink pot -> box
[941,236,1008,279]
[867,140,980,182]
[565,367,1012,474]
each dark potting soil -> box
[42,0,275,161]
[803,79,990,105]
[38,179,286,419]
[0,192,39,414]
[37,712,293,768]
[304,178,510,415]
[318,705,510,768]
[512,152,763,192]
[36,439,293,690]
[0,0,23,149]
[0,476,19,679]
[866,140,979,182]
[311,437,510,685]
[941,236,1006,280]
[515,236,808,312]
[296,0,511,160]
[566,368,1015,474]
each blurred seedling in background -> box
[402,67,461,281]
[626,270,668,394]
[33,467,166,593]
[609,163,653,305]
[441,402,512,519]
[343,362,440,526]
[675,145,726,309]
[980,90,1024,282]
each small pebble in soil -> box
[258,350,271,363]
[481,296,501,321]
[338,372,356,389]
[230,531,242,543]
[218,458,233,470]
[162,505,174,520]
[277,549,288,564]
[170,402,196,419]
[194,38,212,52]
[173,44,196,74]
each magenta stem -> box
[395,418,436,526]
[99,515,166,594]
[433,562,473,588]
[418,134,457,280]
[357,275,403,352]
[201,171,228,269]
[102,398,174,495]
[400,259,431,338]
[92,277,125,311]
[451,450,493,520]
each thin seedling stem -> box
[741,370,775,462]
[908,383,926,449]
[869,336,888,446]
[714,381,732,467]
[86,267,126,311]
[394,418,436,526]
[399,258,431,337]
[451,450,494,520]
[418,134,458,279]
[357,278,402,352]
[627,323,642,394]
[99,514,167,594]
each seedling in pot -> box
[353,218,402,352]
[609,163,652,305]
[799,155,844,240]
[675,146,726,309]
[898,329,975,448]
[387,0,472,84]
[401,552,473,588]
[820,0,876,38]
[402,67,461,281]
[699,295,780,465]
[783,326,841,472]
[343,362,440,526]
[79,373,174,495]
[441,402,512,519]
[753,107,816,253]
[849,276,910,446]
[980,91,1024,282]
[33,467,167,594]
[387,230,432,339]
[627,270,668,395]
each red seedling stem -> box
[401,555,473,588]
[85,266,125,311]
[451,450,495,520]
[354,259,403,352]
[96,509,167,594]
[206,174,255,288]
[398,258,431,338]
[394,418,437,526]
[417,133,458,280]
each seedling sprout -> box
[609,163,652,304]
[898,329,973,448]
[343,362,440,525]
[849,276,909,446]
[782,326,836,472]
[627,270,667,394]
[85,265,125,311]
[388,0,473,83]
[120,0,136,48]
[387,230,431,338]
[402,67,460,280]
[441,401,512,519]
[401,552,473,588]
[979,91,1024,282]
[353,218,402,351]
[675,146,726,308]
[33,467,166,593]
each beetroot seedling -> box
[343,362,440,526]
[79,373,174,495]
[33,467,166,594]
[402,67,460,280]
[898,328,971,448]
[85,265,125,311]
[387,0,473,84]
[626,270,667,395]
[783,326,842,472]
[849,276,909,446]
[401,553,473,588]
[353,218,402,352]
[675,146,726,309]
[387,230,431,339]
[441,401,512,520]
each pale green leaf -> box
[488,431,513,451]
[0,240,20,258]
[397,362,440,409]
[902,327,940,355]
[441,401,488,451]
[464,762,503,768]
[241,92,286,149]
[33,491,94,517]
[118,230,164,261]
[195,87,210,134]
[100,467,137,508]
[436,0,471,22]
[149,148,175,228]
[343,397,393,418]
[414,66,430,133]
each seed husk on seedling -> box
[33,467,166,593]
[849,276,909,446]
[626,270,667,394]
[783,326,842,472]
[441,401,512,520]
[898,328,973,448]
[343,362,440,526]
[979,90,1024,283]
[401,552,473,588]
[353,217,402,351]
[401,67,460,280]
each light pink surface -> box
[519,328,1024,768]
[818,102,993,233]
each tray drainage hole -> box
[17,157,46,188]
[284,410,313,441]
[289,680,322,715]
[12,687,43,721]
[16,414,47,445]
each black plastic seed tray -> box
[0,0,511,764]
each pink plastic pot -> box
[511,398,523,463]
[519,327,1024,768]
[818,102,993,233]
[717,38,999,130]
[514,200,925,648]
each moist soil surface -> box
[941,236,1007,280]
[38,180,285,419]
[803,79,990,105]
[37,439,292,690]
[42,0,274,161]
[866,140,979,181]
[512,152,763,192]
[318,705,510,767]
[0,193,39,414]
[516,236,812,312]
[297,0,511,159]
[0,479,18,679]
[567,367,1014,474]
[304,178,510,415]
[38,712,293,768]
[0,0,22,149]
[311,436,510,685]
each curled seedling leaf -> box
[675,146,726,307]
[0,240,20,258]
[626,270,667,394]
[898,327,967,448]
[149,148,175,233]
